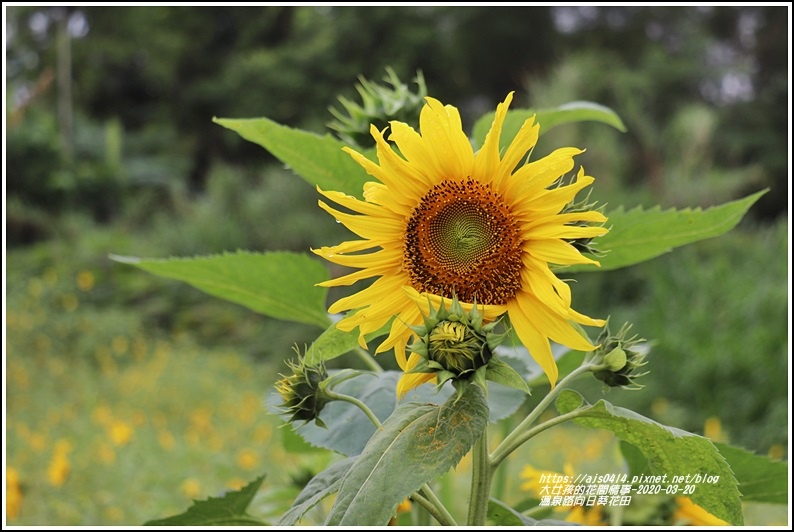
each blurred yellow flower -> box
[768,443,784,460]
[47,439,73,487]
[92,404,113,425]
[108,420,134,447]
[703,416,727,442]
[520,463,575,495]
[6,467,23,519]
[158,430,176,451]
[236,449,260,471]
[673,497,729,526]
[227,478,248,491]
[565,505,604,526]
[76,270,96,291]
[181,478,203,499]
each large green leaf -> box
[214,117,374,198]
[145,475,266,526]
[276,457,357,526]
[566,190,767,273]
[621,440,788,506]
[713,442,788,505]
[472,101,627,150]
[325,384,489,525]
[556,391,743,525]
[111,251,330,328]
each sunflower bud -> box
[407,295,506,391]
[428,320,491,374]
[275,350,331,428]
[591,322,649,389]
[327,67,427,148]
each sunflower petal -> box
[473,92,513,183]
[507,298,558,387]
[516,291,598,352]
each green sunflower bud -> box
[428,320,491,374]
[591,321,649,390]
[407,295,509,393]
[275,349,331,428]
[328,67,427,148]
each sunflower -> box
[312,92,607,397]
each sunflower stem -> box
[411,490,456,526]
[354,347,384,372]
[420,483,457,526]
[466,424,491,526]
[492,408,589,466]
[323,390,381,428]
[490,363,594,468]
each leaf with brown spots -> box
[325,384,488,526]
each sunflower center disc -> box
[404,179,524,305]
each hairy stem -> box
[466,425,491,525]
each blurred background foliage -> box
[5,5,789,525]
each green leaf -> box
[276,457,357,526]
[305,318,392,365]
[305,323,361,365]
[566,190,767,273]
[619,440,653,479]
[110,251,330,328]
[472,101,626,150]
[486,357,531,395]
[145,475,266,526]
[214,117,374,198]
[556,394,743,525]
[713,442,788,505]
[487,498,576,526]
[325,384,488,525]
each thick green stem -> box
[490,363,596,468]
[466,425,491,526]
[354,347,384,372]
[323,390,381,428]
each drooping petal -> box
[507,298,558,387]
[515,291,598,353]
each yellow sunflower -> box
[313,92,607,397]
